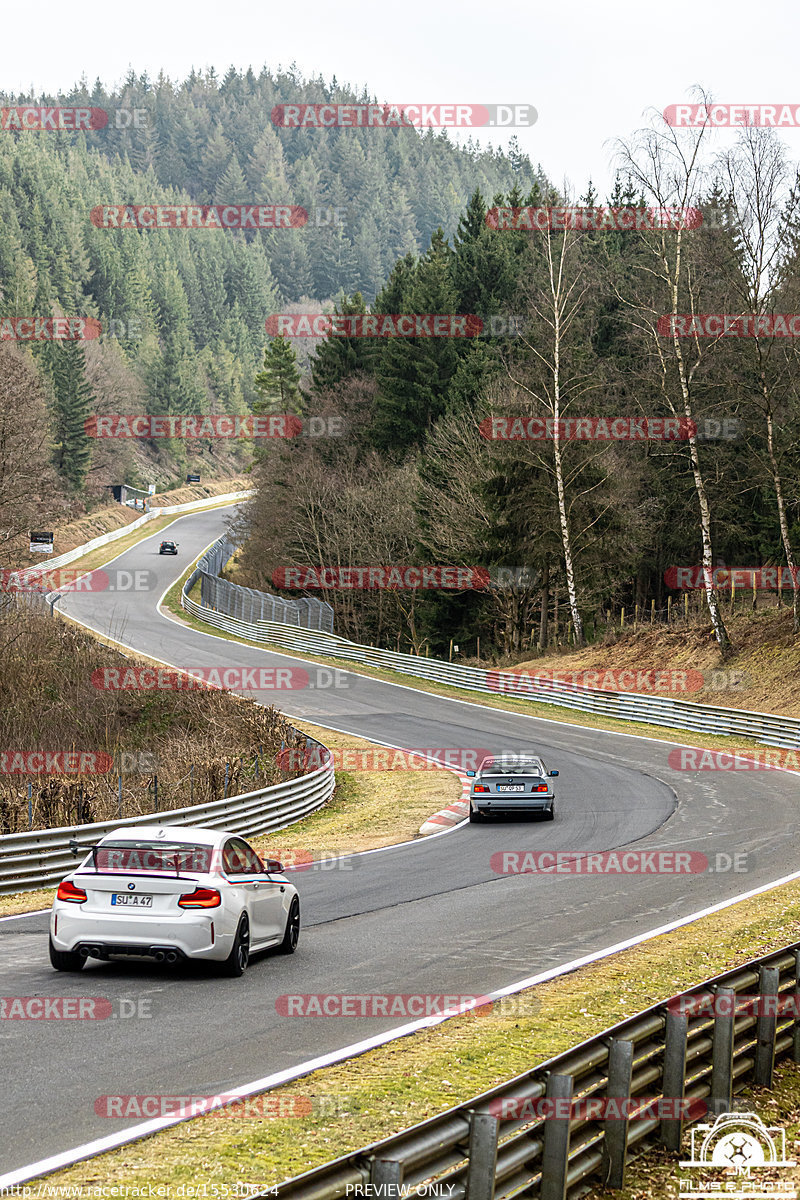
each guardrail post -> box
[754,966,780,1087]
[660,1010,688,1150]
[603,1039,634,1188]
[793,950,800,1063]
[465,1111,499,1200]
[370,1157,402,1198]
[710,987,735,1114]
[541,1073,573,1200]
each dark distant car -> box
[467,753,558,822]
[159,541,179,555]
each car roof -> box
[97,825,230,847]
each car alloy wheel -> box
[278,897,300,954]
[222,916,250,977]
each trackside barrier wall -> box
[16,489,254,578]
[182,539,800,751]
[271,942,800,1198]
[193,537,334,632]
[0,739,334,895]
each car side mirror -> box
[549,770,559,777]
[466,770,476,777]
[265,858,284,873]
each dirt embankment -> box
[494,608,800,718]
[14,476,250,567]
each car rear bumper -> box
[472,797,554,814]
[51,906,233,962]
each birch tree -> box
[613,101,732,655]
[717,126,800,632]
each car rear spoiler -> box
[67,839,201,876]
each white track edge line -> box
[6,863,800,1187]
[8,507,799,1182]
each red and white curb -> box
[419,778,470,835]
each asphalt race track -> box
[2,503,797,1175]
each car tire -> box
[49,937,84,972]
[221,916,250,977]
[277,897,300,954]
[543,806,555,821]
[469,807,482,823]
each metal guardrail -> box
[272,942,800,1199]
[182,542,800,751]
[0,744,334,895]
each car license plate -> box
[111,894,153,907]
[496,785,525,792]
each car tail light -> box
[534,783,549,792]
[57,879,87,903]
[473,785,489,793]
[178,887,221,909]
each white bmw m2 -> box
[49,825,300,977]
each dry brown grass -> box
[504,607,800,717]
[0,608,301,834]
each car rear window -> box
[480,760,543,776]
[91,842,213,873]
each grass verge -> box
[31,874,800,1191]
[161,570,778,761]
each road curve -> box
[1,503,797,1174]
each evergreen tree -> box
[49,339,94,489]
[254,336,302,414]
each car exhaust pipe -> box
[78,946,91,958]
[165,950,178,964]
[153,950,166,963]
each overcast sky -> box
[2,0,799,193]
